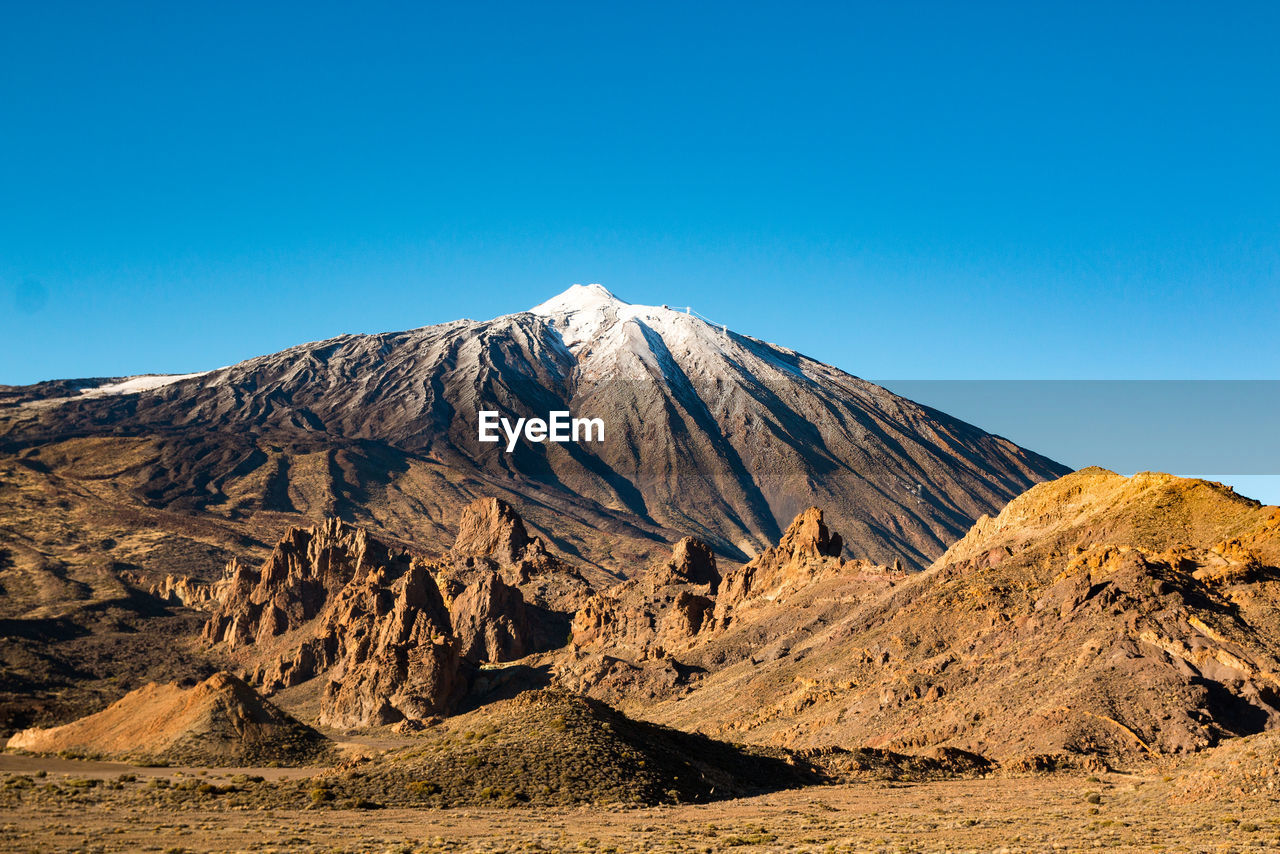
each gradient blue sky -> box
[2,3,1278,494]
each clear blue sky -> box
[3,3,1279,502]
[3,2,1277,384]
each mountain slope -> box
[624,470,1280,763]
[0,284,1065,582]
[5,671,329,765]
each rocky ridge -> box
[8,467,1280,782]
[570,537,722,663]
[625,470,1280,764]
[558,508,902,706]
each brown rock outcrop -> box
[649,537,721,590]
[628,470,1280,764]
[123,571,218,609]
[204,509,574,728]
[309,563,463,727]
[559,508,900,716]
[449,573,534,664]
[440,497,595,614]
[452,497,532,565]
[205,520,472,727]
[715,507,872,620]
[203,519,396,648]
[570,537,720,662]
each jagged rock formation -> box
[203,506,582,728]
[203,519,405,648]
[650,537,720,590]
[630,470,1280,763]
[4,672,328,765]
[571,536,721,661]
[203,520,469,727]
[118,570,219,609]
[437,497,594,615]
[449,574,534,663]
[559,513,900,706]
[302,562,463,728]
[715,507,864,619]
[452,497,533,565]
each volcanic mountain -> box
[0,285,1065,603]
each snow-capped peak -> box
[522,283,745,381]
[527,284,703,354]
[528,283,623,316]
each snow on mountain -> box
[0,284,1068,572]
[526,284,809,387]
[82,372,213,397]
[528,284,715,358]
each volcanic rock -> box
[203,519,396,648]
[554,653,691,706]
[438,497,596,615]
[0,287,1069,734]
[632,470,1280,763]
[204,520,470,727]
[714,507,879,620]
[649,537,721,590]
[448,573,535,664]
[570,537,720,661]
[561,512,898,707]
[311,563,464,728]
[203,510,579,727]
[452,497,532,565]
[125,571,218,609]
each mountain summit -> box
[0,285,1066,575]
[528,283,726,362]
[529,282,623,316]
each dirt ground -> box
[1,757,1278,854]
